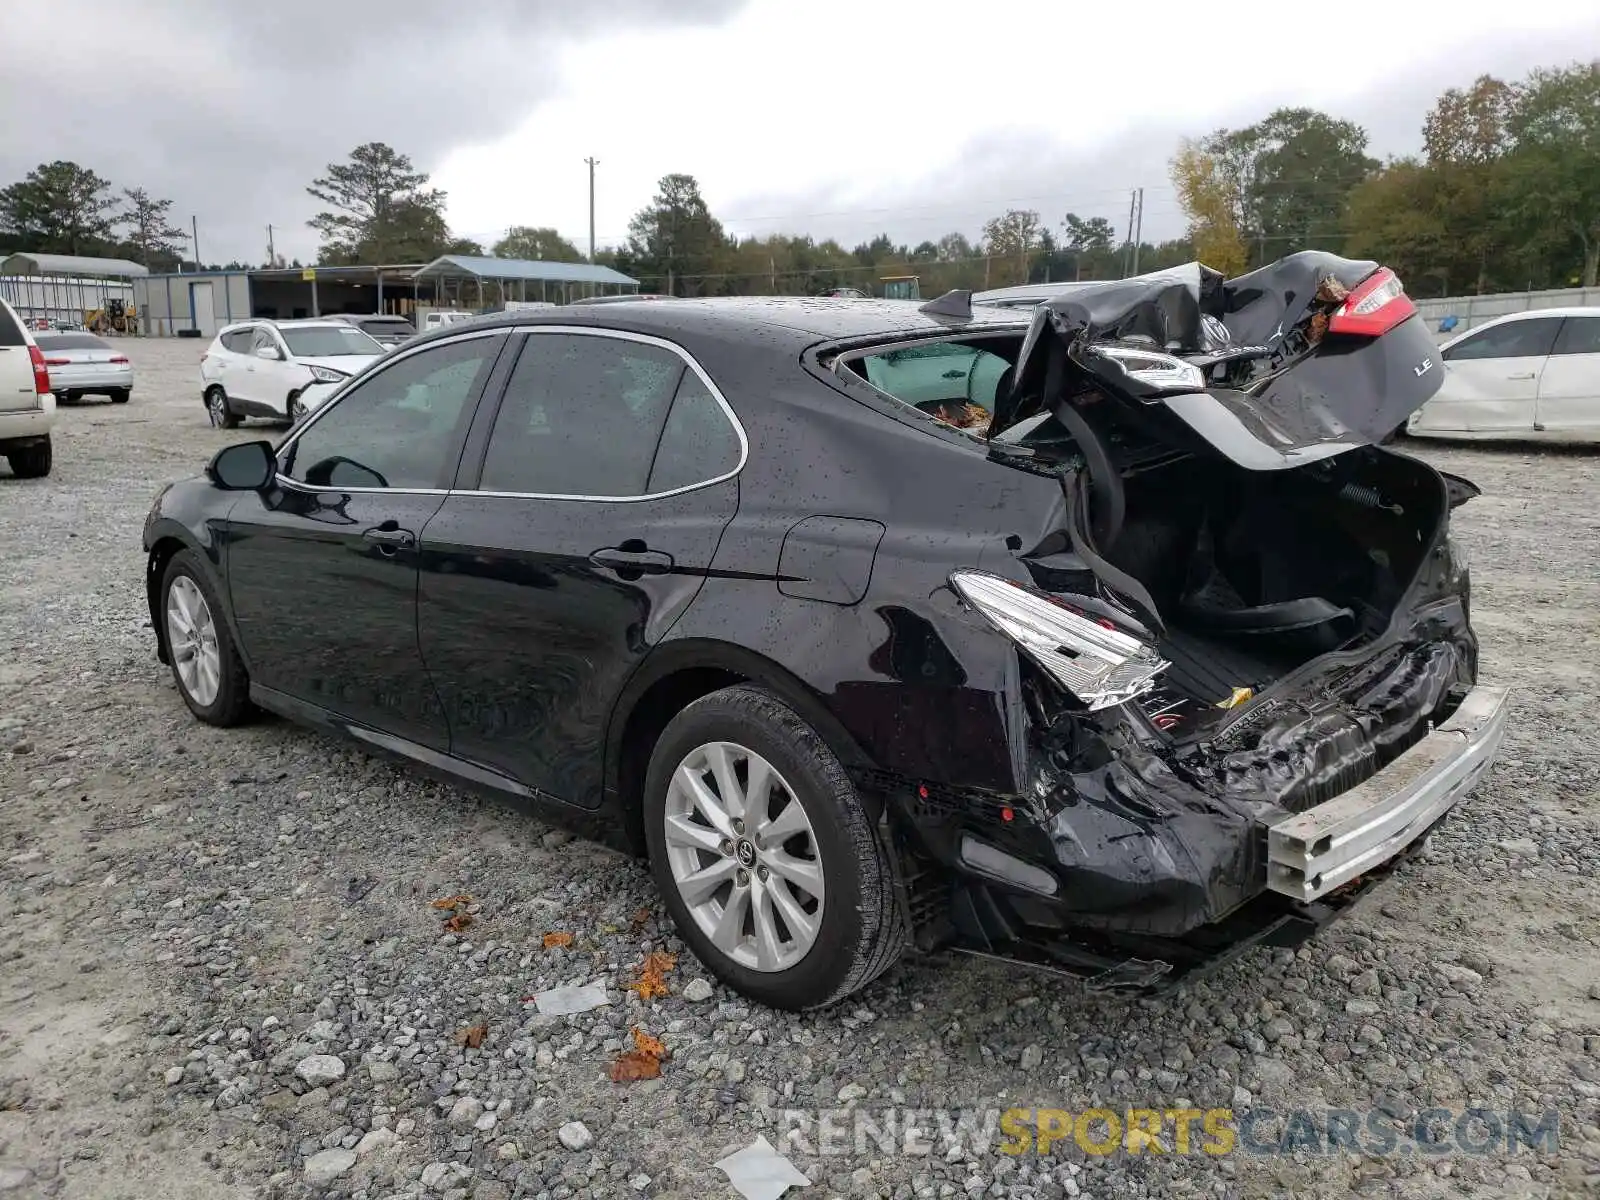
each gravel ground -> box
[1,337,1598,1200]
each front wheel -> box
[286,391,307,423]
[6,437,51,478]
[642,685,905,1010]
[161,550,252,725]
[205,386,239,429]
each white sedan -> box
[199,319,382,427]
[1407,307,1600,443]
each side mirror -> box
[255,344,282,361]
[206,440,277,490]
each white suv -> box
[0,296,55,478]
[199,319,383,427]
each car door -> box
[1434,316,1563,433]
[416,328,743,806]
[247,327,300,416]
[221,330,509,749]
[1535,315,1600,438]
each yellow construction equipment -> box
[83,299,137,335]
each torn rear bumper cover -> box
[1266,684,1508,901]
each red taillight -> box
[109,355,129,364]
[43,356,71,366]
[1328,267,1415,338]
[28,345,49,394]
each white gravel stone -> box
[294,1054,345,1087]
[355,1127,398,1157]
[302,1148,355,1185]
[682,978,714,1002]
[558,1120,594,1151]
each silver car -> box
[36,332,133,404]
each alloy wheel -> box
[663,741,826,972]
[207,391,227,428]
[166,576,221,707]
[288,395,307,422]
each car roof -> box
[436,295,1031,349]
[217,319,353,334]
[973,281,1097,305]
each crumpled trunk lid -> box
[989,253,1445,469]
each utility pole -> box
[1122,191,1136,278]
[584,157,599,263]
[266,224,275,266]
[191,217,201,271]
[1130,189,1144,275]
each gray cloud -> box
[0,0,745,264]
[716,26,1596,253]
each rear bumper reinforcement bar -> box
[1266,685,1509,902]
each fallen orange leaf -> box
[457,1023,488,1049]
[609,1051,661,1082]
[625,951,677,1001]
[431,894,473,911]
[542,931,574,949]
[444,913,474,933]
[630,906,651,930]
[631,1026,666,1060]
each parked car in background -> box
[323,313,416,348]
[143,254,1504,1011]
[1407,307,1600,443]
[200,319,383,427]
[35,331,133,403]
[421,310,476,333]
[0,296,55,477]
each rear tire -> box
[57,391,76,405]
[6,437,52,479]
[111,388,130,404]
[160,549,252,726]
[642,684,905,1010]
[205,386,240,429]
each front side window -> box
[478,333,687,497]
[283,336,499,490]
[250,329,280,356]
[281,325,382,357]
[1443,318,1561,362]
[220,329,255,353]
[1551,315,1600,357]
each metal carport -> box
[0,253,147,327]
[409,255,639,308]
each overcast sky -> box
[3,1,1597,267]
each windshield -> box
[281,326,382,357]
[35,333,111,351]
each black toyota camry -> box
[142,253,1508,1010]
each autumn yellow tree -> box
[1170,140,1248,274]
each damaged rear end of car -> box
[869,253,1509,992]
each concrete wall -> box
[0,275,136,324]
[1415,286,1600,342]
[135,273,251,336]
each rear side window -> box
[0,302,24,348]
[1552,315,1600,356]
[1443,318,1561,361]
[850,339,1011,428]
[478,333,686,497]
[646,370,742,493]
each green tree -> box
[0,161,120,255]
[1507,60,1600,285]
[120,187,186,267]
[307,142,450,263]
[625,173,727,295]
[981,209,1041,287]
[492,226,583,262]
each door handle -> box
[941,369,965,379]
[589,545,674,575]
[1507,372,1536,380]
[362,523,416,555]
